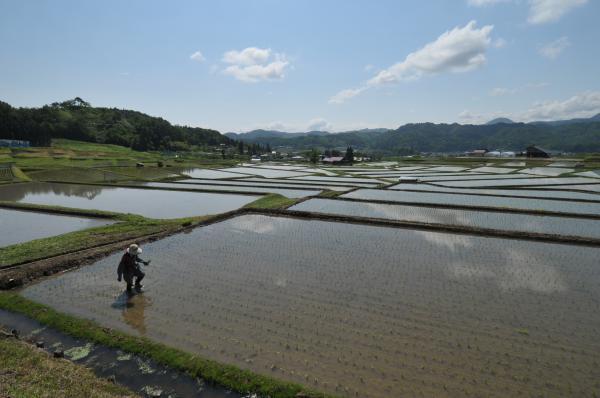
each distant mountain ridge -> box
[486,117,515,125]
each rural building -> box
[466,149,488,157]
[526,145,551,158]
[321,156,345,165]
[0,139,30,148]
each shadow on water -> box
[0,309,242,398]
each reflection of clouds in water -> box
[447,247,567,293]
[414,230,475,252]
[228,215,277,234]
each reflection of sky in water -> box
[0,182,259,219]
[290,199,600,240]
[343,188,600,215]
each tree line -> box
[0,98,234,150]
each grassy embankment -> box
[0,333,138,398]
[0,293,334,398]
[3,139,240,171]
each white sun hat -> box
[127,243,142,255]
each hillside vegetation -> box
[0,98,233,150]
[230,121,600,154]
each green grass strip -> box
[244,193,301,210]
[0,292,335,398]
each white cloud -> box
[328,87,367,104]
[307,118,333,131]
[221,47,290,83]
[539,36,570,59]
[493,38,507,48]
[528,0,588,24]
[520,91,600,121]
[330,21,494,104]
[369,21,493,85]
[223,47,271,66]
[467,0,510,6]
[461,91,600,123]
[490,87,517,96]
[190,51,206,63]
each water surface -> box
[0,182,259,219]
[0,208,114,247]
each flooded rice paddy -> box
[21,214,600,398]
[435,177,598,188]
[342,188,600,216]
[239,177,379,187]
[519,167,574,176]
[176,178,350,191]
[289,198,600,240]
[388,183,600,201]
[0,182,259,219]
[182,168,251,179]
[141,182,321,198]
[218,167,309,178]
[0,208,114,247]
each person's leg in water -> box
[124,274,134,294]
[134,267,145,290]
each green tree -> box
[309,148,320,164]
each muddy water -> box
[0,309,239,397]
[0,208,114,247]
[0,182,260,219]
[21,215,600,398]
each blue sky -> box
[1,0,598,133]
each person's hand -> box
[117,276,121,282]
[144,260,151,266]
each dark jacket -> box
[117,251,144,279]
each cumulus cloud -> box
[222,47,270,66]
[190,51,206,62]
[329,21,494,104]
[307,118,333,131]
[528,0,588,24]
[222,47,289,83]
[369,21,493,84]
[539,36,570,59]
[493,38,507,48]
[520,91,600,121]
[461,91,600,123]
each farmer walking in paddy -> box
[117,243,151,293]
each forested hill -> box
[230,120,600,154]
[0,98,233,150]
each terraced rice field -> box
[141,182,321,198]
[535,184,600,193]
[21,214,600,398]
[290,176,385,184]
[388,183,600,201]
[0,182,260,219]
[342,188,600,216]
[416,174,545,182]
[433,177,599,188]
[468,167,516,174]
[239,177,380,188]
[0,208,114,247]
[219,167,309,178]
[176,178,350,191]
[519,167,574,176]
[182,168,251,179]
[289,198,600,240]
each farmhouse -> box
[526,145,551,158]
[466,149,488,157]
[321,156,345,165]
